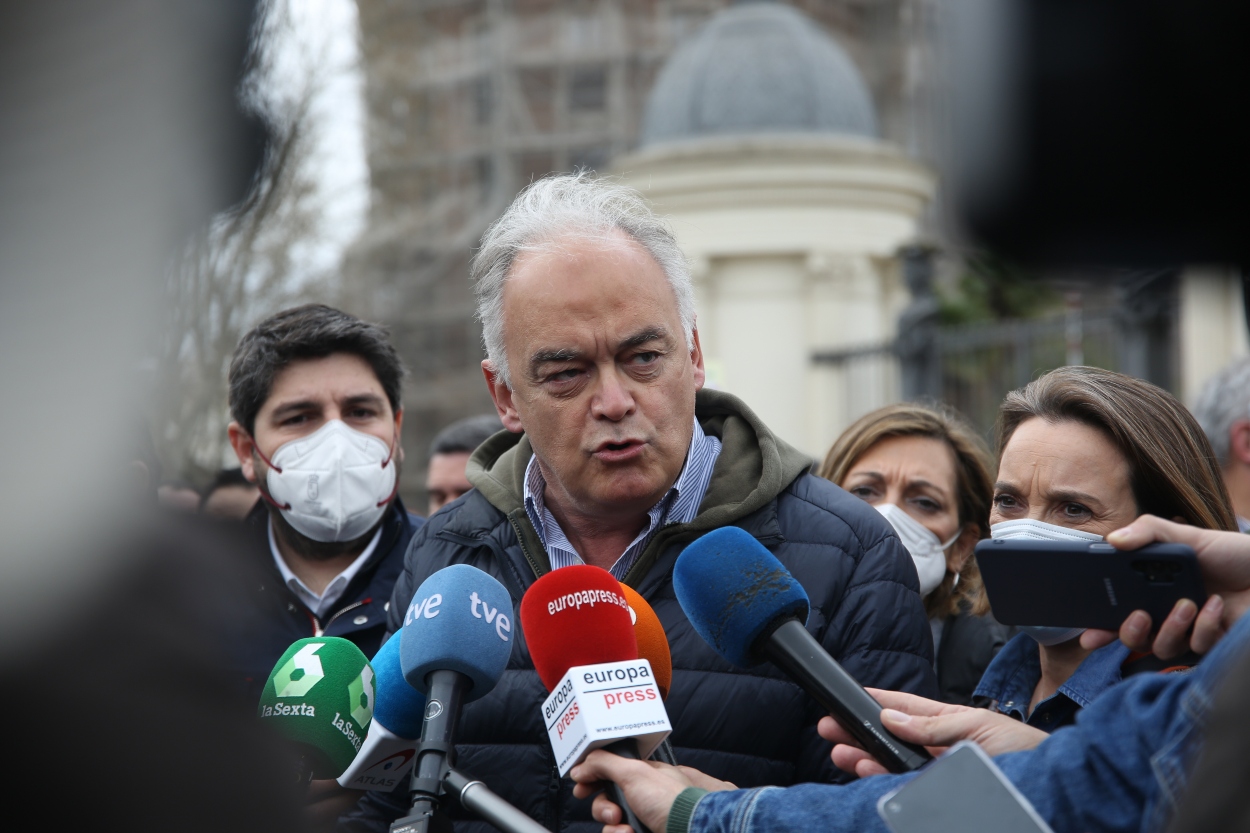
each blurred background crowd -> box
[141,0,1246,517]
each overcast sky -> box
[262,0,368,279]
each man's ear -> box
[393,408,405,463]
[1229,420,1250,466]
[483,361,524,433]
[227,421,258,483]
[689,325,706,391]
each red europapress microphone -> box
[522,565,637,689]
[521,566,671,833]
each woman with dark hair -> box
[819,403,1012,704]
[973,365,1235,731]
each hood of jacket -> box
[465,388,813,582]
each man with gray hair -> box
[1194,357,1250,532]
[345,174,936,832]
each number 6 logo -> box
[274,642,326,697]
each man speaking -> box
[344,174,936,832]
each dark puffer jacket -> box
[342,390,937,833]
[228,498,423,705]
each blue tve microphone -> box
[339,635,425,791]
[675,527,931,773]
[392,564,516,833]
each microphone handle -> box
[649,738,678,766]
[391,669,470,833]
[604,739,649,833]
[443,768,549,833]
[763,618,931,773]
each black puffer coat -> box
[342,390,937,833]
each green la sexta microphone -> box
[258,636,375,784]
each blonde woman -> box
[819,402,1008,704]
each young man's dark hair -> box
[228,304,405,435]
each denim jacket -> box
[681,609,1250,833]
[973,633,1131,731]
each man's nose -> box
[591,367,636,421]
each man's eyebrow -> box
[529,347,584,377]
[268,399,321,420]
[341,392,386,408]
[617,327,670,351]
[531,347,582,366]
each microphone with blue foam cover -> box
[674,526,931,773]
[399,563,514,700]
[257,636,375,782]
[394,564,516,832]
[338,634,426,791]
[673,526,809,668]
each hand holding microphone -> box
[521,565,674,833]
[673,527,932,774]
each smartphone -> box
[877,742,1053,833]
[974,539,1206,630]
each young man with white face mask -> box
[224,304,423,704]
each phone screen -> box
[877,742,1053,833]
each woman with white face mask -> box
[820,403,1008,705]
[970,366,1236,733]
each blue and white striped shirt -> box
[523,419,722,579]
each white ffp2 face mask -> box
[875,504,960,597]
[990,518,1103,645]
[259,420,398,543]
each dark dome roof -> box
[641,2,878,146]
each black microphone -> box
[391,566,516,833]
[674,527,932,774]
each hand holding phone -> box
[975,538,1206,631]
[1081,515,1250,657]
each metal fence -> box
[811,308,1136,437]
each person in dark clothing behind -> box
[342,174,937,833]
[818,402,1015,705]
[223,304,424,702]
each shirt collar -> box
[974,632,1131,720]
[268,521,383,621]
[523,417,721,569]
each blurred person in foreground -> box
[344,173,938,832]
[1193,357,1250,533]
[819,402,1012,705]
[425,413,503,515]
[225,304,424,701]
[201,466,260,519]
[963,366,1234,734]
[570,512,1250,833]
